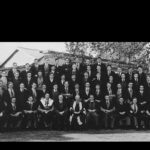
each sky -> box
[0,42,66,64]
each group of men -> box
[0,56,150,132]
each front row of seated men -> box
[1,92,150,132]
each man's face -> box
[97,66,101,71]
[50,74,54,79]
[9,83,13,88]
[97,58,101,64]
[109,76,113,81]
[121,74,125,79]
[84,73,88,79]
[107,66,111,71]
[96,85,100,90]
[72,64,76,70]
[20,83,24,89]
[128,83,133,88]
[86,59,90,65]
[59,95,63,103]
[75,95,80,102]
[134,74,138,79]
[119,98,124,103]
[140,86,144,91]
[105,96,109,101]
[133,98,137,104]
[34,59,38,64]
[107,83,111,88]
[71,75,76,80]
[11,98,16,103]
[118,68,122,73]
[27,73,32,78]
[45,93,50,99]
[87,66,91,71]
[129,68,132,73]
[96,73,101,79]
[65,59,69,65]
[138,67,143,73]
[61,75,65,80]
[64,82,69,87]
[38,71,42,76]
[13,63,17,68]
[32,83,37,89]
[28,97,33,103]
[15,72,19,77]
[42,85,46,89]
[51,66,55,71]
[26,63,30,69]
[53,84,58,89]
[117,84,121,89]
[90,95,94,101]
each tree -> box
[65,42,148,63]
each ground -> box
[0,130,150,141]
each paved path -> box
[0,130,150,141]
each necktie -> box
[11,89,14,97]
[134,104,136,113]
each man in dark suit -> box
[54,94,69,130]
[40,58,51,78]
[28,82,40,104]
[100,95,116,129]
[126,67,134,84]
[58,74,66,93]
[85,95,99,129]
[115,67,123,84]
[120,73,128,92]
[69,74,78,93]
[138,66,146,86]
[137,85,147,129]
[4,82,17,105]
[81,72,90,89]
[133,73,140,94]
[61,58,71,81]
[7,97,23,131]
[20,63,31,80]
[93,57,107,77]
[16,83,29,111]
[23,96,38,129]
[106,65,116,84]
[11,71,22,91]
[50,84,60,104]
[125,82,136,104]
[45,73,56,93]
[38,84,49,100]
[145,75,150,103]
[7,62,20,81]
[0,95,6,132]
[30,59,41,78]
[115,97,131,129]
[23,72,36,90]
[82,82,92,103]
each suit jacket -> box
[11,77,22,90]
[138,72,146,85]
[23,77,36,90]
[50,90,60,102]
[116,102,130,117]
[28,89,40,102]
[101,99,115,111]
[7,69,20,81]
[126,72,134,83]
[30,64,41,77]
[16,89,29,110]
[0,99,5,113]
[85,100,99,112]
[20,69,31,80]
[82,89,92,101]
[55,101,68,113]
[40,64,51,78]
[7,102,22,115]
[125,88,136,103]
[4,88,17,104]
[38,89,50,100]
[24,101,38,111]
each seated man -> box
[129,97,140,129]
[54,94,69,130]
[38,93,55,129]
[85,95,99,129]
[145,103,150,129]
[23,96,38,130]
[116,97,131,129]
[70,95,86,130]
[7,97,23,131]
[137,85,147,129]
[100,95,115,129]
[0,98,6,132]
